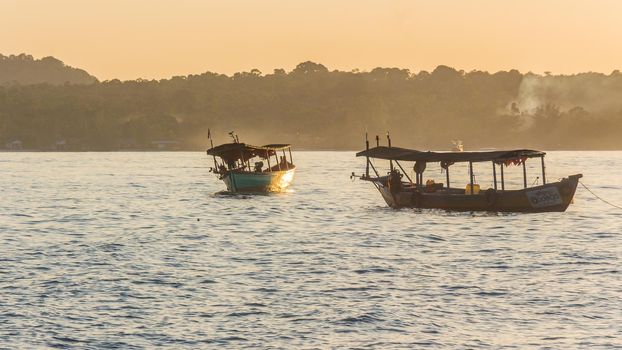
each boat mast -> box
[240,150,247,171]
[387,132,393,172]
[288,147,293,166]
[282,149,289,170]
[445,165,450,189]
[367,136,381,179]
[275,152,281,171]
[492,161,497,190]
[365,133,370,179]
[541,156,546,184]
[208,129,218,171]
[469,161,474,194]
[500,163,505,191]
[522,160,527,188]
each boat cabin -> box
[207,142,294,175]
[206,139,296,193]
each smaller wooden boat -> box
[356,134,582,213]
[206,134,295,193]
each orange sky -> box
[3,0,621,80]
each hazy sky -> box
[3,0,621,80]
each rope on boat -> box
[579,181,622,210]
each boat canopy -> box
[207,143,291,163]
[356,146,545,163]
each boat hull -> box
[372,174,582,213]
[221,167,295,193]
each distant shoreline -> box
[3,148,622,153]
[4,57,622,154]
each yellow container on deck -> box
[465,184,480,194]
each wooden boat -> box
[206,136,295,193]
[355,135,582,213]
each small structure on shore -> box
[5,140,23,150]
[151,140,180,150]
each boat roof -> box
[356,146,545,163]
[207,143,291,162]
[261,144,292,150]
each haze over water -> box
[1,152,621,348]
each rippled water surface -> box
[1,151,621,349]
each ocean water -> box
[0,151,620,349]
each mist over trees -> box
[1,56,621,150]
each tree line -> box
[1,57,621,150]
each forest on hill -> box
[0,54,97,86]
[1,57,621,150]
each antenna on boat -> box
[375,135,379,147]
[207,128,214,148]
[228,131,239,143]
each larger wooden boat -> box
[356,135,582,213]
[207,136,295,193]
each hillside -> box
[0,54,98,85]
[1,60,621,150]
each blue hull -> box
[221,168,295,192]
